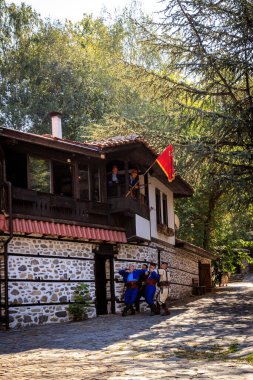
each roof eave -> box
[0,127,101,157]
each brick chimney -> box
[49,111,62,139]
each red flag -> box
[156,144,175,182]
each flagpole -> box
[125,160,157,198]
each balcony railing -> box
[108,196,150,220]
[12,187,110,224]
[1,185,150,230]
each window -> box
[91,168,100,202]
[78,165,101,201]
[78,164,89,200]
[155,188,162,225]
[162,193,168,226]
[6,150,27,188]
[52,161,72,197]
[156,190,169,227]
[28,156,50,193]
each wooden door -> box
[95,254,115,315]
[199,263,211,291]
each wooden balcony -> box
[108,196,150,220]
[11,187,110,225]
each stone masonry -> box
[7,237,96,328]
[4,236,211,328]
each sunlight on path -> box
[0,279,253,379]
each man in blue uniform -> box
[144,263,160,315]
[134,263,149,312]
[119,265,147,316]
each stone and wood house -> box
[0,114,213,328]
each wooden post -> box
[124,160,129,196]
[125,160,157,198]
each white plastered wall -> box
[148,174,175,245]
[135,214,151,240]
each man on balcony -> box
[128,168,139,199]
[107,165,121,197]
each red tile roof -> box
[0,127,157,155]
[82,134,158,154]
[42,133,158,155]
[0,215,127,243]
[0,215,8,232]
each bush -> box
[67,283,92,321]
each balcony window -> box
[52,161,73,197]
[78,164,89,200]
[28,156,50,193]
[6,150,27,188]
[91,168,100,202]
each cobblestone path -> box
[0,276,253,380]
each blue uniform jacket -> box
[119,269,146,283]
[147,270,160,283]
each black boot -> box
[122,306,129,317]
[135,301,140,312]
[161,303,170,315]
[130,306,135,315]
[149,304,157,316]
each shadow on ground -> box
[0,281,252,358]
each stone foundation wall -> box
[9,304,96,327]
[5,237,211,328]
[8,256,94,280]
[117,244,158,263]
[8,238,94,258]
[9,281,96,305]
[7,237,96,328]
[160,246,199,299]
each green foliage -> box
[67,283,91,321]
[214,240,253,274]
[245,353,253,364]
[227,342,239,353]
[129,0,253,257]
[135,0,253,204]
[28,156,50,193]
[0,2,132,138]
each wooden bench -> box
[192,278,206,296]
